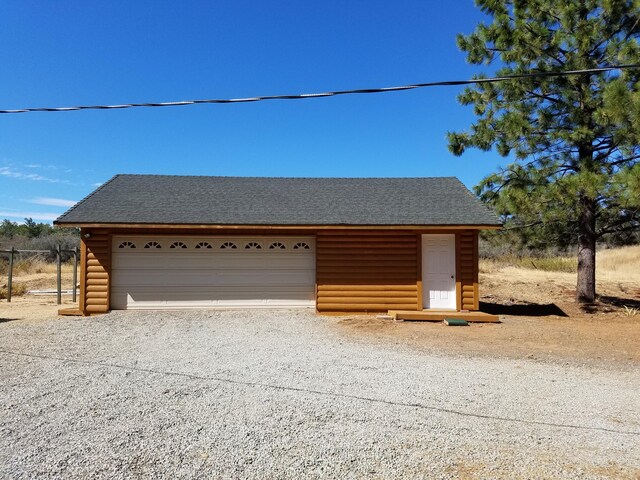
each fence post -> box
[56,244,62,305]
[7,247,14,303]
[72,246,78,303]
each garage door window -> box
[115,239,317,251]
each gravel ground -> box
[1,310,639,479]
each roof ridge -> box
[115,174,459,180]
[54,174,121,224]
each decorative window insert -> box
[118,241,136,249]
[170,241,187,249]
[245,242,262,249]
[144,241,162,249]
[220,242,237,249]
[293,242,310,250]
[269,242,286,250]
[195,242,213,249]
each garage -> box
[111,236,316,309]
[55,175,501,314]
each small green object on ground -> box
[444,318,469,326]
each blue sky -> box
[0,1,504,223]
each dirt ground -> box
[0,266,76,321]
[0,296,77,322]
[338,266,640,368]
[2,265,639,368]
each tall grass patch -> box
[0,256,56,276]
[596,245,640,282]
[481,254,577,273]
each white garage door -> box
[111,236,315,309]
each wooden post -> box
[56,244,62,305]
[7,247,14,303]
[72,247,78,303]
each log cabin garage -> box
[54,175,501,315]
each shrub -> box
[0,282,28,299]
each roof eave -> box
[53,222,502,230]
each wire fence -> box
[0,246,79,305]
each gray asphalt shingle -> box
[54,174,501,226]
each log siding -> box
[80,229,111,314]
[316,230,419,312]
[75,227,482,315]
[456,230,479,311]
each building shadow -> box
[0,318,19,323]
[480,301,568,317]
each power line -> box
[1,64,638,114]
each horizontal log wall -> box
[316,230,419,312]
[81,229,111,314]
[75,227,481,314]
[456,230,479,311]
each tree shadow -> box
[597,296,640,309]
[579,295,640,313]
[480,301,568,317]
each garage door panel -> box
[111,269,315,287]
[112,254,315,270]
[111,236,316,310]
[113,290,315,301]
[111,285,315,309]
[111,299,315,309]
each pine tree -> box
[449,0,640,304]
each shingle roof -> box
[54,174,501,226]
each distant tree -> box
[23,218,53,238]
[0,219,19,238]
[448,0,640,304]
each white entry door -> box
[422,234,456,309]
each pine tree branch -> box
[606,154,640,167]
[501,221,545,231]
[524,90,566,105]
[588,15,637,57]
[597,221,640,238]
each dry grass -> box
[0,256,58,276]
[0,262,76,293]
[481,244,640,283]
[596,245,640,283]
[481,255,577,273]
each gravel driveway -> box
[1,310,639,479]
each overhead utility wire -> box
[1,64,638,114]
